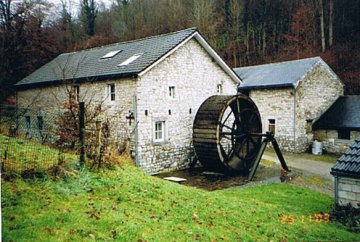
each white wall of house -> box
[295,63,344,152]
[248,63,343,153]
[17,78,137,147]
[136,39,237,173]
[249,88,296,151]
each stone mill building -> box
[15,28,239,173]
[234,57,344,153]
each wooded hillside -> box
[1,0,359,103]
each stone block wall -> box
[295,62,344,152]
[136,39,237,173]
[250,88,296,152]
[314,130,360,154]
[17,78,137,150]
[249,61,343,153]
[336,176,360,208]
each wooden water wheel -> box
[193,94,263,173]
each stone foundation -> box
[336,176,360,208]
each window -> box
[217,84,223,94]
[25,116,31,130]
[338,129,350,140]
[268,119,276,135]
[73,85,80,101]
[306,119,313,134]
[154,121,165,142]
[169,86,175,98]
[108,84,115,101]
[101,50,122,59]
[37,116,43,131]
[118,53,143,66]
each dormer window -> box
[118,53,143,66]
[101,50,122,59]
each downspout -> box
[133,94,139,167]
[293,87,296,152]
[334,175,339,205]
[133,77,139,167]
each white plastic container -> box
[312,140,323,155]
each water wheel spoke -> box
[221,109,234,127]
[222,124,233,130]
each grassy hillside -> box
[1,135,359,241]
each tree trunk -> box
[319,0,326,52]
[329,0,333,47]
[262,26,266,57]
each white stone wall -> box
[249,88,296,151]
[249,62,343,153]
[295,63,344,152]
[314,130,360,154]
[336,176,360,208]
[17,78,137,149]
[136,39,237,173]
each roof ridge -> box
[234,56,322,70]
[59,27,198,56]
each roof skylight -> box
[118,53,143,66]
[101,50,122,59]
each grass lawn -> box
[1,135,359,241]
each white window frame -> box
[268,118,276,135]
[217,83,223,94]
[153,121,166,143]
[118,53,143,66]
[108,84,115,101]
[25,116,31,130]
[101,50,122,59]
[37,116,43,131]
[169,86,175,98]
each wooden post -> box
[79,102,85,166]
[95,120,102,168]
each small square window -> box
[338,129,350,140]
[217,84,223,94]
[108,84,115,101]
[268,119,276,135]
[25,116,31,130]
[37,116,43,131]
[306,119,313,134]
[169,86,175,98]
[154,121,165,142]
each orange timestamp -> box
[279,213,330,224]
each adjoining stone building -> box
[234,57,344,153]
[314,95,360,154]
[331,136,360,208]
[15,28,239,173]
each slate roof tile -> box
[313,96,360,130]
[331,136,360,178]
[234,57,325,90]
[16,28,197,88]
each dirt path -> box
[262,151,334,180]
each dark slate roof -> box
[331,136,360,178]
[313,96,360,130]
[234,57,329,90]
[15,28,198,88]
